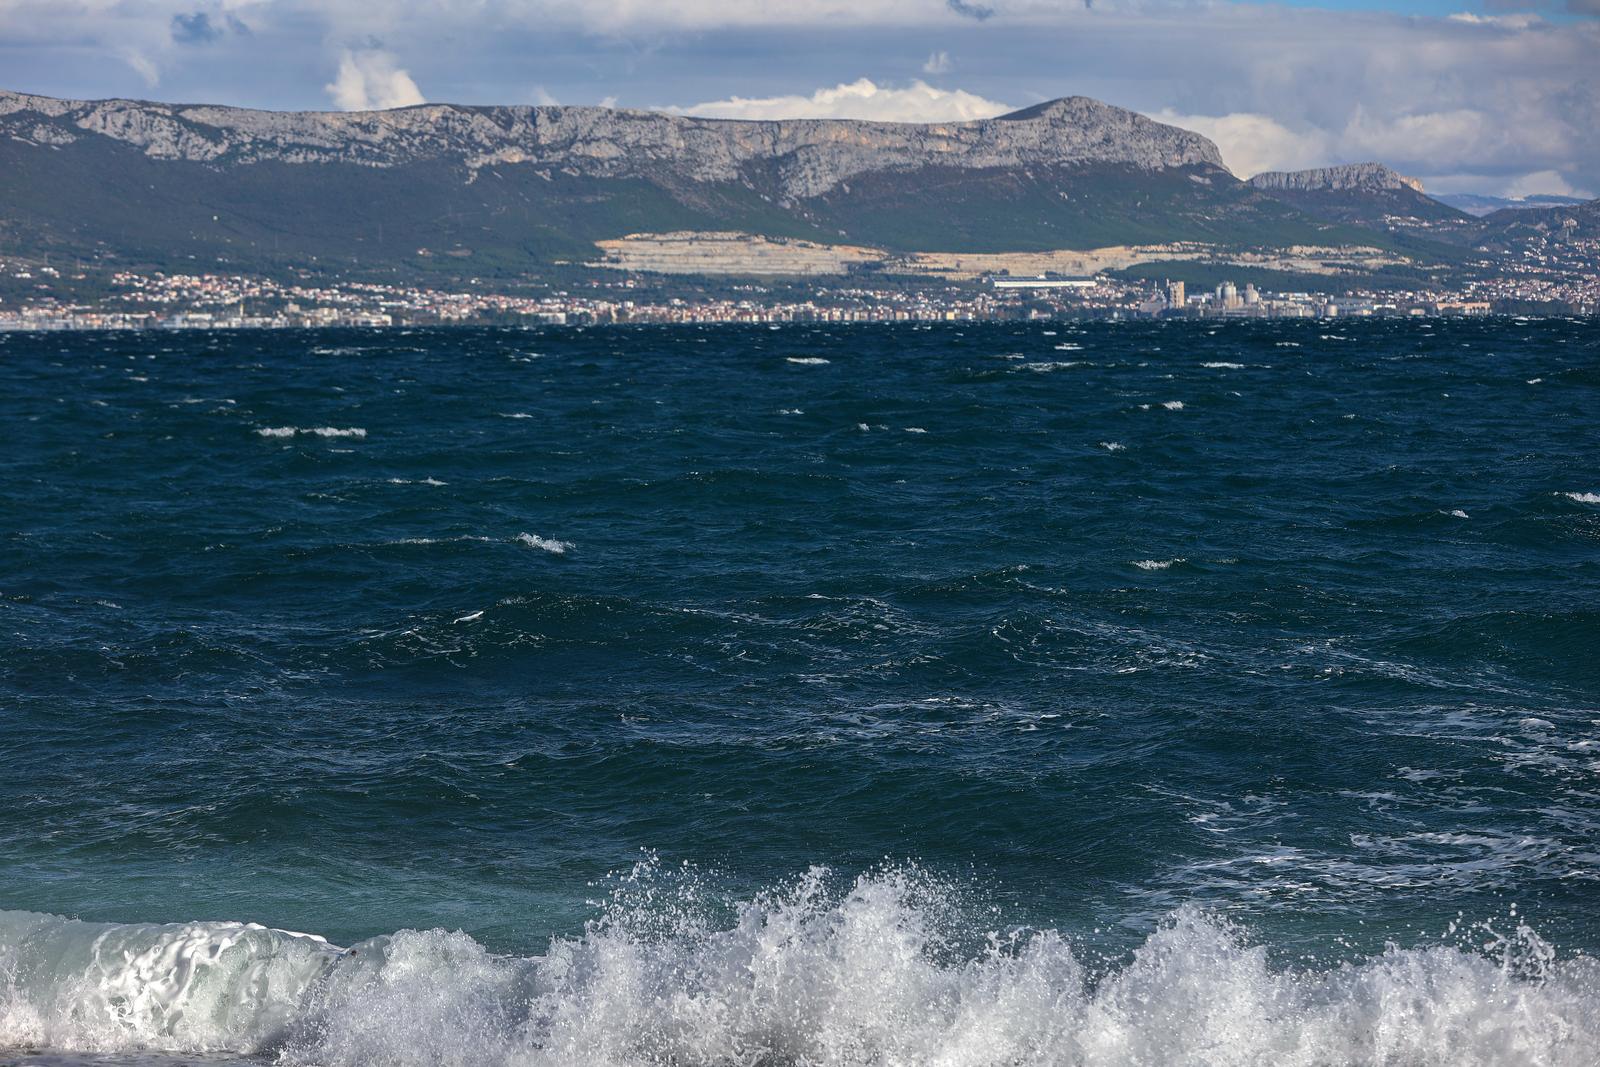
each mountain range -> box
[1430,192,1589,218]
[0,89,1589,286]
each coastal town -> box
[1,239,1596,331]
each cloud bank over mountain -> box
[671,79,1010,123]
[0,0,1594,196]
[325,49,425,112]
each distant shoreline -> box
[3,312,1593,333]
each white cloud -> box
[324,49,425,111]
[121,48,161,88]
[1151,110,1331,177]
[1447,12,1543,27]
[1503,168,1590,198]
[1340,107,1489,165]
[923,50,952,74]
[672,78,1010,122]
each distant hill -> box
[1474,198,1600,245]
[1431,192,1588,218]
[1246,164,1468,225]
[0,90,1457,282]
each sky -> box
[1,0,1596,197]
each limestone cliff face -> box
[0,90,1225,198]
[1248,163,1425,194]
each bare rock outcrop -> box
[0,90,1225,198]
[1248,163,1425,194]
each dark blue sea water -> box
[2,319,1599,1065]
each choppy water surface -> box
[2,319,1598,1065]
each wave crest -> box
[3,864,1597,1065]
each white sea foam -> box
[387,478,447,486]
[1133,558,1185,570]
[1563,492,1600,504]
[1099,442,1126,452]
[1024,361,1084,372]
[498,412,534,419]
[778,409,804,416]
[257,427,367,439]
[1161,400,1185,410]
[1201,362,1246,369]
[1447,509,1470,519]
[390,535,496,547]
[517,532,573,555]
[786,357,830,365]
[1528,378,1544,385]
[903,427,928,434]
[2,866,1595,1066]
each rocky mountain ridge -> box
[0,90,1223,200]
[1,87,1492,285]
[1248,163,1425,194]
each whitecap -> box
[786,357,830,365]
[1099,441,1126,452]
[257,426,367,439]
[1201,362,1246,369]
[903,427,928,434]
[453,611,484,624]
[498,412,534,419]
[1134,558,1185,570]
[517,532,573,555]
[1162,400,1185,410]
[1562,492,1600,504]
[3,866,1591,1067]
[1024,361,1084,372]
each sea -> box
[2,317,1598,1066]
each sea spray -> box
[4,863,1597,1066]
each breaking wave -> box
[256,426,367,439]
[517,532,573,554]
[3,864,1595,1067]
